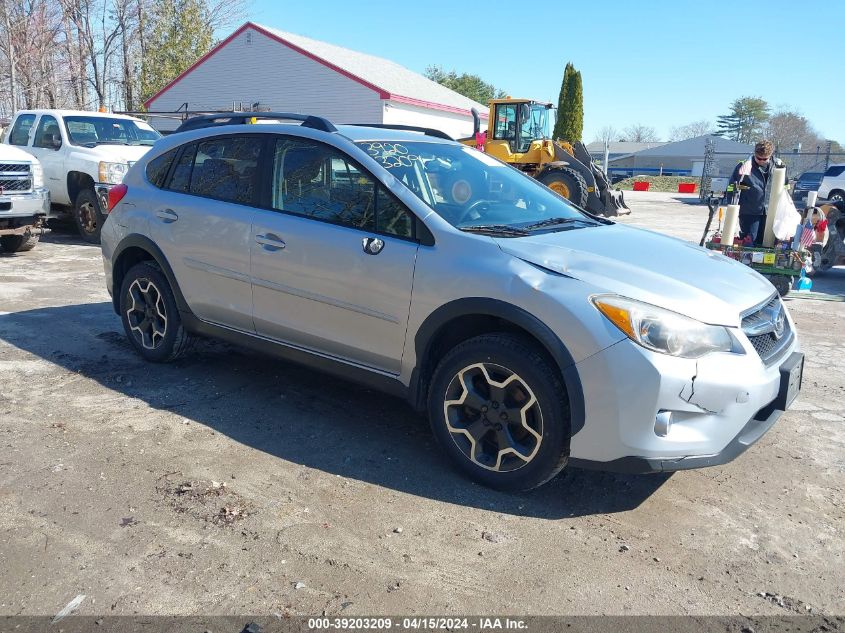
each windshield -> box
[64,116,161,147]
[521,104,551,147]
[357,141,598,234]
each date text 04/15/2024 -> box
[307,617,528,630]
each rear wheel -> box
[73,188,104,244]
[828,190,845,204]
[119,262,194,362]
[0,231,39,253]
[538,167,589,208]
[428,334,570,491]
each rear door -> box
[148,134,262,332]
[250,136,420,374]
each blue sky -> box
[249,0,843,143]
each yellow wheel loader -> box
[461,99,630,217]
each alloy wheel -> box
[443,363,543,472]
[125,277,168,350]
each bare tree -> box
[765,109,823,153]
[622,124,660,143]
[669,120,714,141]
[592,125,619,144]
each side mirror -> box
[49,133,62,149]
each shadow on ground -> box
[0,302,670,518]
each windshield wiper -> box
[523,217,598,231]
[459,224,530,237]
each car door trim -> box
[183,256,251,284]
[251,275,400,324]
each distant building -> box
[605,135,753,178]
[143,22,488,138]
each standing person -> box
[726,140,785,245]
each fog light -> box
[655,411,673,437]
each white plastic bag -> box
[772,189,801,241]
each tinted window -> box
[167,144,196,193]
[273,139,375,230]
[824,165,845,177]
[9,114,36,146]
[146,149,178,188]
[189,136,260,204]
[33,115,61,149]
[376,188,413,238]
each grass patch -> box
[614,175,699,192]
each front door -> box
[29,114,67,200]
[148,134,262,332]
[251,137,419,374]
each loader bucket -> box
[602,188,631,217]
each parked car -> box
[100,113,803,491]
[791,171,824,205]
[3,109,161,242]
[0,143,50,253]
[817,163,845,204]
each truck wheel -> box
[119,262,194,362]
[427,334,570,491]
[73,189,104,244]
[0,231,40,253]
[538,167,589,208]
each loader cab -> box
[489,100,552,155]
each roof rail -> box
[347,123,454,141]
[174,112,337,134]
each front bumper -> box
[568,321,801,471]
[0,188,50,218]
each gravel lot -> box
[1,193,843,617]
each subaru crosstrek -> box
[100,113,803,491]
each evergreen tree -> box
[141,0,214,103]
[566,70,584,142]
[717,97,770,144]
[552,62,574,140]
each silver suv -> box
[100,113,803,491]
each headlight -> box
[592,295,735,359]
[98,161,128,184]
[30,161,44,188]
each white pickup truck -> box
[3,110,161,242]
[0,144,50,253]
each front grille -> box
[742,295,793,365]
[0,178,32,191]
[0,163,30,173]
[0,162,32,194]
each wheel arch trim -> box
[409,297,586,436]
[111,234,191,316]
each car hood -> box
[495,223,775,327]
[0,144,40,164]
[71,144,153,163]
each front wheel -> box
[537,167,589,208]
[119,262,194,362]
[73,188,104,243]
[427,334,570,491]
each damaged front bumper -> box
[567,322,802,472]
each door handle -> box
[256,233,286,250]
[156,208,178,223]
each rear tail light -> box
[107,183,128,212]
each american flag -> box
[799,221,815,248]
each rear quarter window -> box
[146,149,178,188]
[824,165,845,177]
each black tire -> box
[828,190,845,204]
[537,167,589,208]
[766,274,793,296]
[0,231,39,253]
[73,188,104,244]
[427,333,570,491]
[119,262,194,362]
